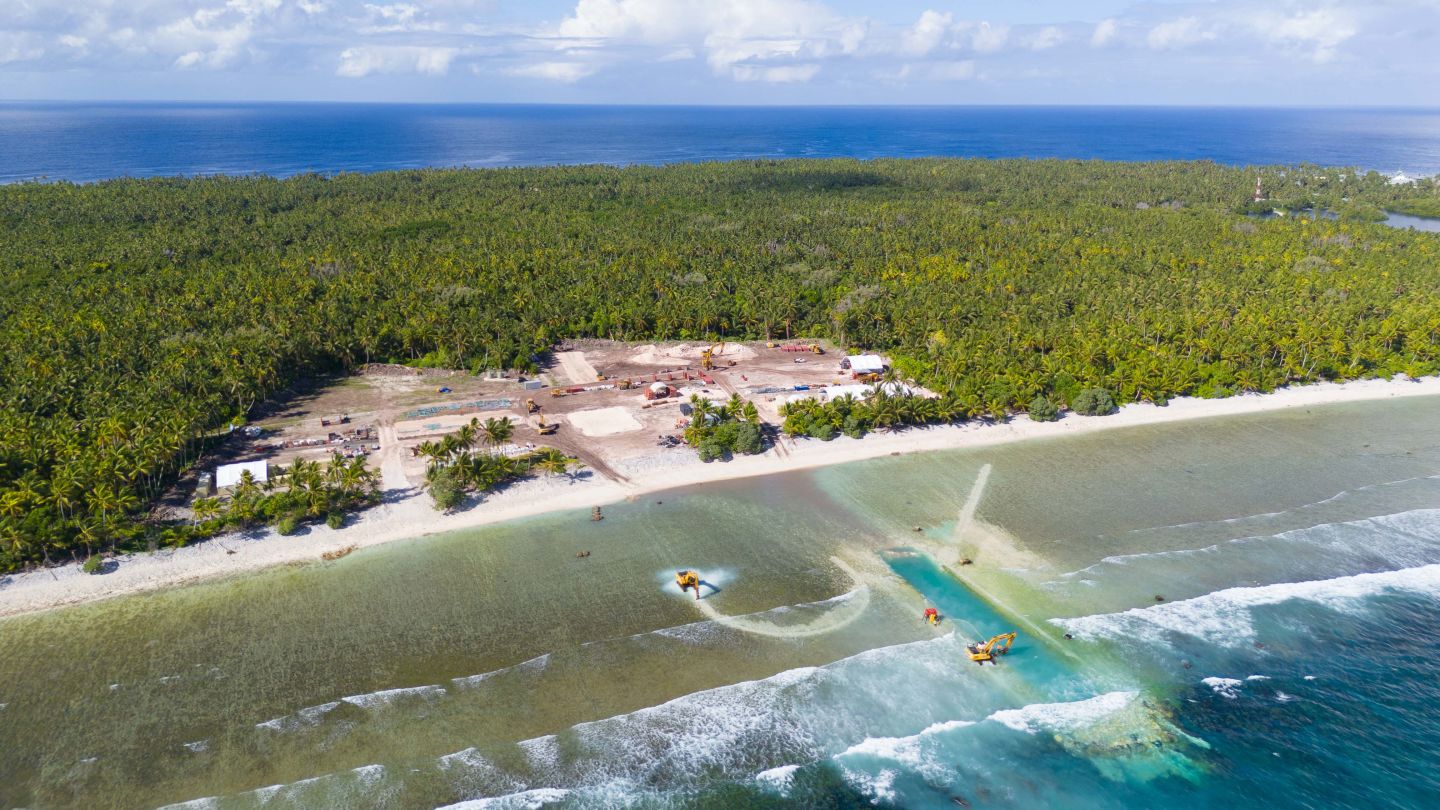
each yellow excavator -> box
[525,398,540,413]
[967,632,1017,664]
[536,414,558,435]
[700,341,725,371]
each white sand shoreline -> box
[4,375,1439,619]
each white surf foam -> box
[987,691,1138,734]
[1055,563,1440,646]
[339,684,447,709]
[842,767,900,804]
[157,798,218,810]
[519,735,561,772]
[451,653,551,689]
[837,719,977,770]
[1056,508,1440,588]
[438,788,571,809]
[1202,677,1244,699]
[754,763,801,794]
[260,651,551,734]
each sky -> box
[1,1,1437,105]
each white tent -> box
[844,354,886,374]
[787,382,912,404]
[216,459,269,489]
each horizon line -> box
[3,99,1439,111]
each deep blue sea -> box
[1,103,1439,183]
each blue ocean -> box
[2,103,1439,183]
[3,106,1440,809]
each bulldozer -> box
[700,341,725,371]
[966,632,1017,665]
[536,414,558,435]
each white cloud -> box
[1091,18,1117,48]
[929,59,974,81]
[337,44,457,77]
[555,0,864,80]
[731,63,820,83]
[0,32,44,65]
[1254,8,1357,63]
[1147,17,1214,50]
[901,10,952,57]
[1027,25,1064,51]
[970,21,1008,54]
[507,60,596,82]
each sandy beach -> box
[3,374,1438,619]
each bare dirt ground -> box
[189,340,864,509]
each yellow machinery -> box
[700,341,725,371]
[537,414,558,435]
[550,388,566,398]
[526,398,540,413]
[966,633,1017,664]
[809,344,824,355]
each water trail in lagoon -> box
[683,556,873,639]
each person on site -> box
[676,570,702,600]
[923,607,939,625]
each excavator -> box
[966,632,1017,665]
[536,414,558,435]
[525,398,540,414]
[700,341,725,371]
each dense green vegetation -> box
[191,454,379,541]
[684,394,765,461]
[781,389,956,440]
[2,159,1439,571]
[417,417,581,510]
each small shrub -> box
[1071,388,1118,416]
[82,555,103,575]
[275,515,301,536]
[1028,395,1060,422]
[728,421,765,455]
[325,512,345,530]
[428,466,465,511]
[842,414,867,439]
[807,421,837,441]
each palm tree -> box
[192,497,222,524]
[480,416,514,449]
[455,419,479,452]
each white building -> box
[841,354,886,375]
[787,382,913,405]
[216,459,269,489]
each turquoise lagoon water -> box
[4,396,1440,808]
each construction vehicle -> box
[966,633,1017,664]
[550,388,566,398]
[525,399,540,414]
[700,341,725,371]
[536,414,558,435]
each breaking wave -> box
[1054,563,1440,646]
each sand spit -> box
[3,375,1439,619]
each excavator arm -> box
[967,632,1018,664]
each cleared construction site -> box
[221,340,898,495]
